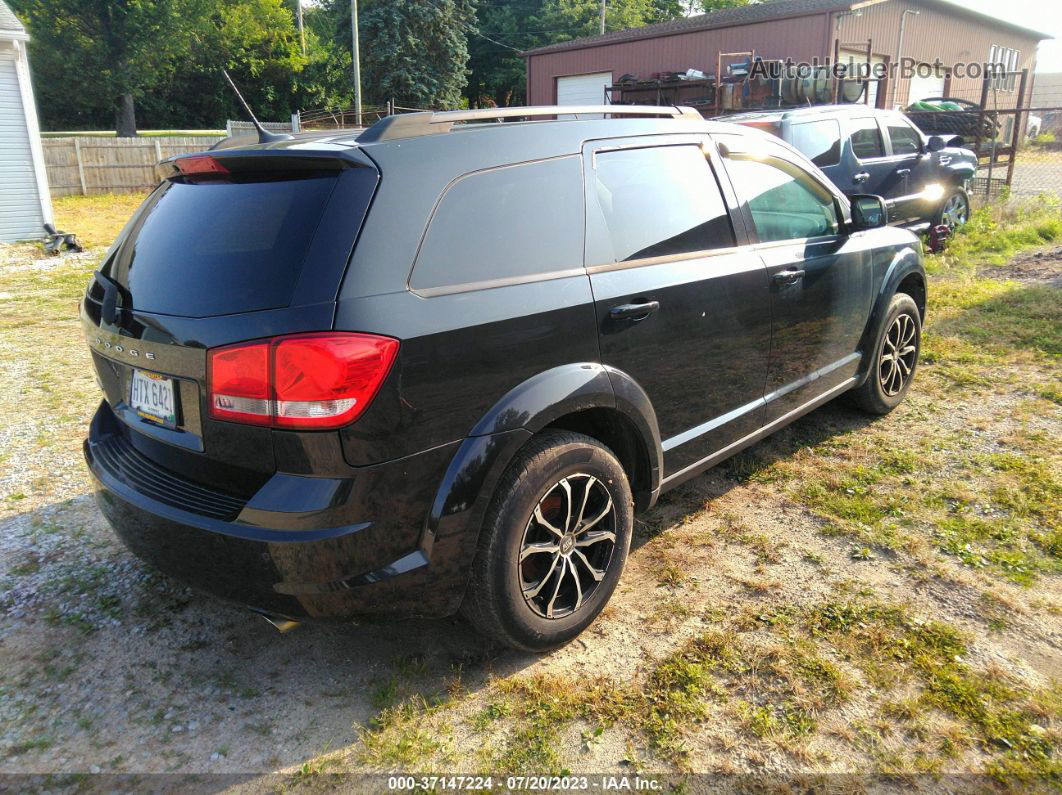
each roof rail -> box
[357,105,704,143]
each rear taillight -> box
[208,333,398,430]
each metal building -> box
[522,0,1048,115]
[0,0,51,243]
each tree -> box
[141,0,309,128]
[693,0,752,12]
[12,0,211,135]
[465,0,688,108]
[537,0,690,40]
[466,0,546,107]
[359,0,475,110]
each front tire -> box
[850,293,921,415]
[935,187,970,233]
[461,431,634,652]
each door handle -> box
[938,155,951,165]
[853,172,870,183]
[609,300,660,321]
[896,168,911,176]
[772,269,806,285]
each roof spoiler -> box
[358,105,704,143]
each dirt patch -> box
[986,245,1062,287]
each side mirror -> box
[850,194,887,230]
[927,135,946,152]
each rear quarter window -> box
[410,157,584,293]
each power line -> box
[469,27,523,51]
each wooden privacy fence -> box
[43,136,224,197]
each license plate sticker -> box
[130,369,177,427]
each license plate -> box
[130,369,177,427]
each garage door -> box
[907,69,946,105]
[0,50,45,242]
[556,71,612,118]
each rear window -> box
[108,175,338,317]
[790,120,842,167]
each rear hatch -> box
[82,146,380,496]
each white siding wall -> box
[0,42,46,242]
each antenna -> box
[222,69,291,144]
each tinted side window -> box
[850,117,885,159]
[724,154,839,242]
[790,120,842,167]
[591,145,735,262]
[887,122,922,155]
[411,157,583,291]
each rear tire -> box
[849,293,921,415]
[461,431,634,652]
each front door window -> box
[720,153,839,243]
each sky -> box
[921,0,1062,72]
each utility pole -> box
[352,0,362,127]
[296,0,305,57]
[599,0,606,35]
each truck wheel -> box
[849,293,922,415]
[935,187,969,232]
[461,431,633,652]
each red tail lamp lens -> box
[208,343,270,425]
[177,156,229,177]
[207,333,398,430]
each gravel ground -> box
[0,241,1058,785]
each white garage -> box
[556,71,612,117]
[0,1,51,243]
[907,67,947,105]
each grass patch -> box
[752,199,1062,584]
[806,597,1060,781]
[51,193,146,250]
[927,197,1062,274]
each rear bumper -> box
[85,401,472,620]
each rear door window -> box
[589,145,735,263]
[790,120,842,167]
[411,157,583,292]
[850,117,886,159]
[108,175,340,317]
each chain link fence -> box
[297,103,435,131]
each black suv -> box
[83,106,926,651]
[726,105,977,233]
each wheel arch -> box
[425,363,663,548]
[855,245,926,387]
[545,406,657,512]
